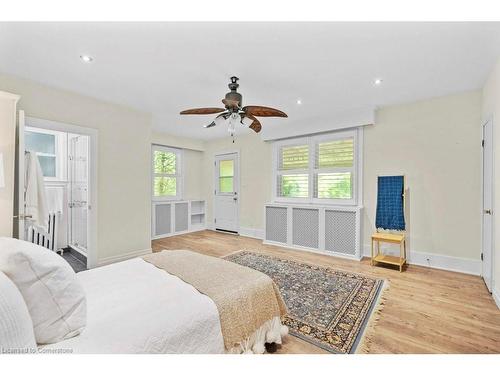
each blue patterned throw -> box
[375,176,405,231]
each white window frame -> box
[273,138,311,203]
[151,145,183,201]
[25,126,67,182]
[272,128,362,206]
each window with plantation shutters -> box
[277,144,309,198]
[314,138,354,200]
[273,130,358,205]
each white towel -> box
[25,152,49,231]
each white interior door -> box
[14,110,26,239]
[482,118,493,292]
[214,153,239,233]
[69,135,89,252]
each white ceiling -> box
[1,22,499,140]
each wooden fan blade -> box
[180,107,226,115]
[222,99,240,108]
[246,115,262,133]
[243,106,288,118]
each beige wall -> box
[202,135,273,232]
[364,91,482,260]
[0,74,152,265]
[182,149,205,200]
[152,131,205,152]
[1,73,484,271]
[202,92,482,263]
[0,91,19,237]
[482,58,500,296]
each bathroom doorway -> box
[15,114,97,270]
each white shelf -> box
[191,200,205,214]
[152,199,206,240]
[191,214,205,225]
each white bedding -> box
[40,258,225,354]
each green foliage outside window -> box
[154,151,176,174]
[280,175,308,197]
[219,160,234,193]
[154,150,177,196]
[318,173,351,199]
[154,177,176,196]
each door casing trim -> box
[213,150,240,234]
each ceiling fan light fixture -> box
[214,115,227,127]
[241,116,253,127]
[179,77,287,137]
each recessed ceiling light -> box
[296,99,302,105]
[374,78,383,86]
[80,55,94,63]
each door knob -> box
[233,197,237,201]
[484,209,493,215]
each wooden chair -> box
[371,176,406,272]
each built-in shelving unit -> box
[190,200,206,231]
[152,200,206,240]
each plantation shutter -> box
[313,138,354,200]
[273,130,357,204]
[277,144,309,198]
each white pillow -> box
[0,237,86,344]
[0,271,37,353]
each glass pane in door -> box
[219,160,234,193]
[37,155,57,177]
[69,135,89,252]
[25,131,56,154]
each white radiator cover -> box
[152,200,206,240]
[265,206,288,244]
[264,203,363,260]
[174,202,189,232]
[154,203,171,237]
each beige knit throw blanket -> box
[143,250,287,350]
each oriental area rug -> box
[225,251,386,353]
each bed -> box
[38,251,288,354]
[39,257,225,354]
[0,238,288,354]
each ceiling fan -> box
[180,76,287,136]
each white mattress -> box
[41,258,225,354]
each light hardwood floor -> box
[152,230,500,354]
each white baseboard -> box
[493,288,500,310]
[206,226,264,239]
[97,248,152,267]
[207,229,481,276]
[363,244,481,276]
[239,227,264,240]
[263,240,362,261]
